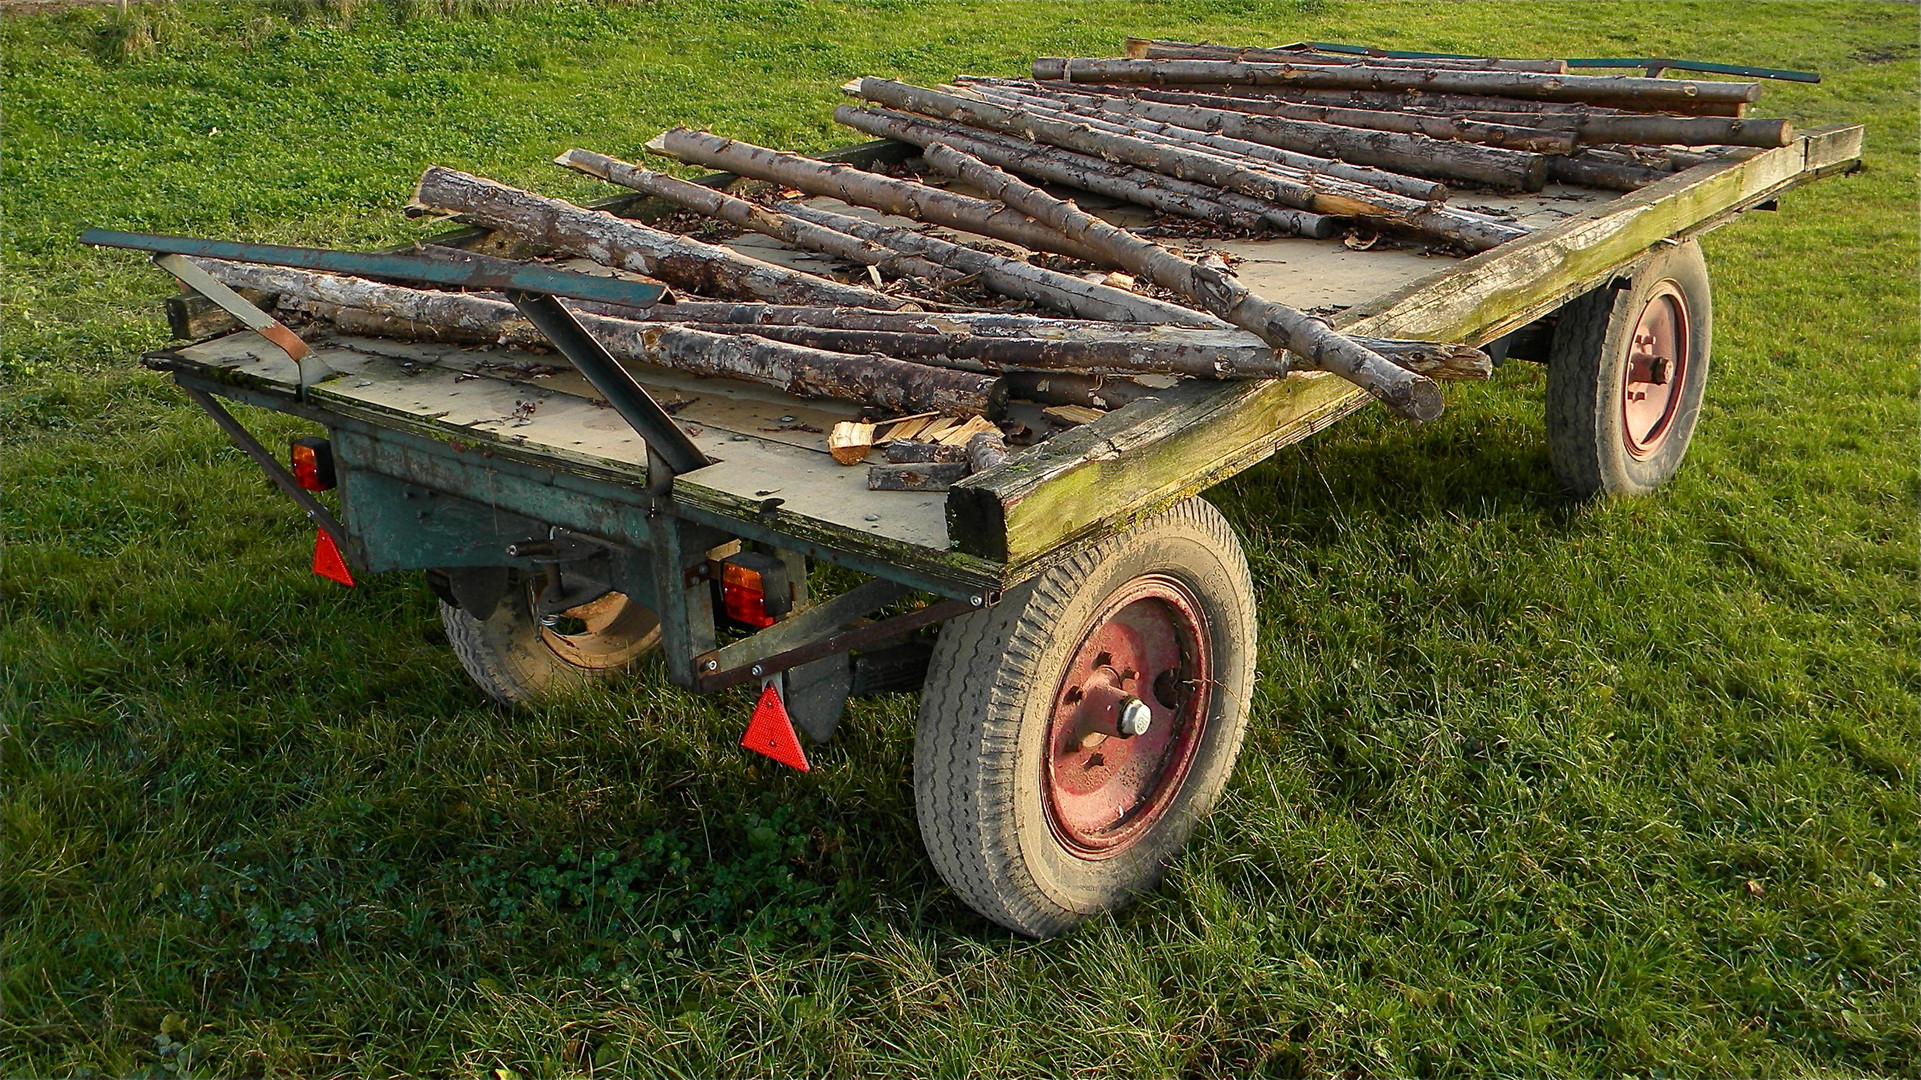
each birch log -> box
[775,200,1222,325]
[1032,57,1762,113]
[920,143,1453,421]
[409,166,902,309]
[556,149,963,284]
[1121,38,1568,73]
[834,106,1339,237]
[936,79,1549,192]
[643,128,1105,263]
[850,82,1528,247]
[959,82,1449,200]
[196,260,1004,417]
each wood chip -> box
[936,414,999,446]
[827,421,876,465]
[1043,404,1106,427]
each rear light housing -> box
[290,437,336,491]
[717,551,791,630]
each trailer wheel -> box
[915,498,1256,938]
[1546,239,1713,497]
[439,570,660,705]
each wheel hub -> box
[1622,281,1691,459]
[1043,574,1211,858]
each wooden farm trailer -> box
[89,107,1862,937]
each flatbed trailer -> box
[112,120,1862,937]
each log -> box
[1019,87,1578,153]
[868,461,968,491]
[1545,153,1668,191]
[195,260,1006,417]
[1448,110,1794,148]
[1005,371,1160,409]
[556,149,963,284]
[850,83,1528,248]
[884,440,966,463]
[919,143,1449,421]
[960,81,1550,192]
[408,166,901,310]
[1121,38,1568,73]
[1062,82,1616,115]
[775,199,1222,326]
[957,82,1449,200]
[643,128,1105,263]
[835,105,1341,237]
[965,430,1009,472]
[1032,57,1762,112]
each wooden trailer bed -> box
[151,123,1862,596]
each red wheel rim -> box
[1042,574,1212,859]
[1621,281,1690,459]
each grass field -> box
[3,2,1917,1076]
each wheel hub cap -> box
[1622,282,1691,459]
[1043,575,1212,858]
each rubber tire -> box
[1546,239,1713,497]
[439,571,660,705]
[914,498,1257,938]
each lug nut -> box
[1118,696,1153,737]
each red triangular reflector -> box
[311,530,355,586]
[741,682,810,771]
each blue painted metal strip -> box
[78,228,674,309]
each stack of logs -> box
[187,38,1792,491]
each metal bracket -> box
[696,585,994,693]
[153,253,326,388]
[506,291,711,481]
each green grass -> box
[3,2,1916,1075]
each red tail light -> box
[720,560,777,629]
[290,437,335,491]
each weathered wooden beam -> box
[1121,38,1568,73]
[776,199,1222,326]
[920,142,1449,421]
[642,128,1106,263]
[408,166,902,309]
[196,259,1006,417]
[946,126,1862,568]
[851,82,1528,246]
[556,148,962,284]
[834,105,1340,237]
[957,82,1448,200]
[1032,57,1762,112]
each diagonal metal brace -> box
[507,291,710,483]
[177,383,358,568]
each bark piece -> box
[965,430,1009,472]
[409,166,902,309]
[198,260,1004,417]
[885,440,966,463]
[644,128,1105,263]
[868,461,969,491]
[920,143,1449,421]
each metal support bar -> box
[154,253,316,380]
[79,229,675,310]
[506,291,711,479]
[697,592,992,694]
[703,576,915,676]
[1566,57,1819,83]
[177,383,357,566]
